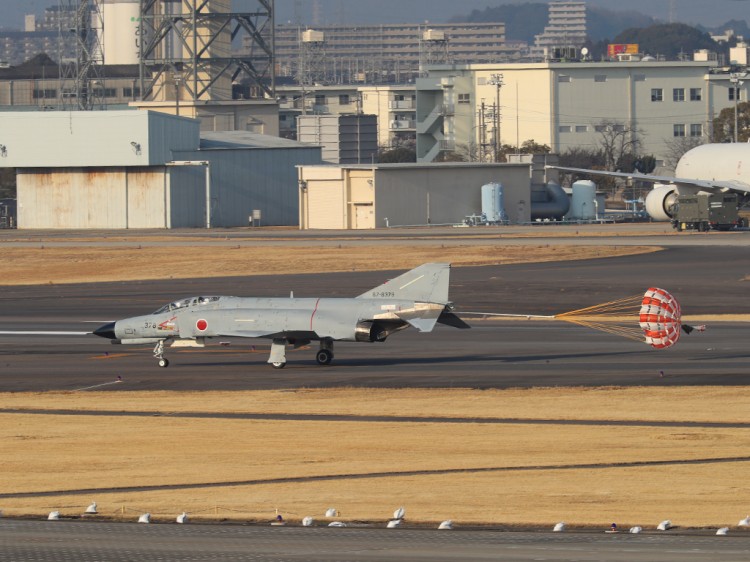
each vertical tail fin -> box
[357,263,451,304]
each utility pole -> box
[488,73,504,162]
[730,73,747,142]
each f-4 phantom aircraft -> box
[93,263,469,368]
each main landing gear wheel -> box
[271,361,286,369]
[158,358,169,368]
[316,349,333,365]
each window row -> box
[33,87,141,99]
[558,123,703,137]
[673,123,703,137]
[651,88,702,102]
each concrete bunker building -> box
[1,110,321,228]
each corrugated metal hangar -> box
[0,111,321,228]
[297,162,532,229]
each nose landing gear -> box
[154,340,169,368]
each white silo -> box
[481,182,508,223]
[569,180,597,220]
[102,0,142,65]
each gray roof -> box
[199,131,318,150]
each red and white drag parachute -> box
[639,288,682,349]
[552,287,698,348]
[463,286,699,349]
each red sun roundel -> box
[196,319,208,332]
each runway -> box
[0,246,747,391]
[1,520,748,562]
[1,242,749,560]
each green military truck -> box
[671,193,741,232]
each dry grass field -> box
[0,244,656,285]
[2,387,750,528]
[1,232,747,529]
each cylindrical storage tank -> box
[102,0,142,65]
[481,182,508,223]
[570,180,596,220]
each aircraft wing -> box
[547,165,750,195]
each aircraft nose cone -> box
[93,322,116,340]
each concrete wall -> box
[172,145,323,227]
[374,164,530,227]
[0,110,199,168]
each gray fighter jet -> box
[93,263,469,368]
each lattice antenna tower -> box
[419,28,450,76]
[57,0,106,110]
[297,29,327,86]
[138,0,275,102]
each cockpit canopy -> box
[153,296,221,314]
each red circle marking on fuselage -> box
[196,319,208,331]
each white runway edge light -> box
[629,526,643,534]
[47,511,60,521]
[328,521,346,527]
[176,512,188,524]
[739,515,750,526]
[438,520,453,530]
[387,519,402,528]
[325,508,337,517]
[716,527,729,535]
[393,507,405,520]
[138,513,151,524]
[657,519,672,531]
[85,502,97,515]
[302,516,314,527]
[553,522,566,532]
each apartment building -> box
[268,22,509,85]
[533,1,587,57]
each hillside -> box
[450,3,655,43]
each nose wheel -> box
[158,358,170,368]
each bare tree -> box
[593,120,646,199]
[661,136,705,172]
[596,119,643,171]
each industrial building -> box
[297,114,377,164]
[297,162,533,229]
[1,110,321,229]
[416,57,748,166]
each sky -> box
[1,0,748,30]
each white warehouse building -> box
[297,162,534,229]
[417,58,747,166]
[0,110,321,229]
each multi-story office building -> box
[416,57,746,166]
[268,22,510,85]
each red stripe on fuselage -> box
[310,298,321,330]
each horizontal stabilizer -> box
[437,311,471,329]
